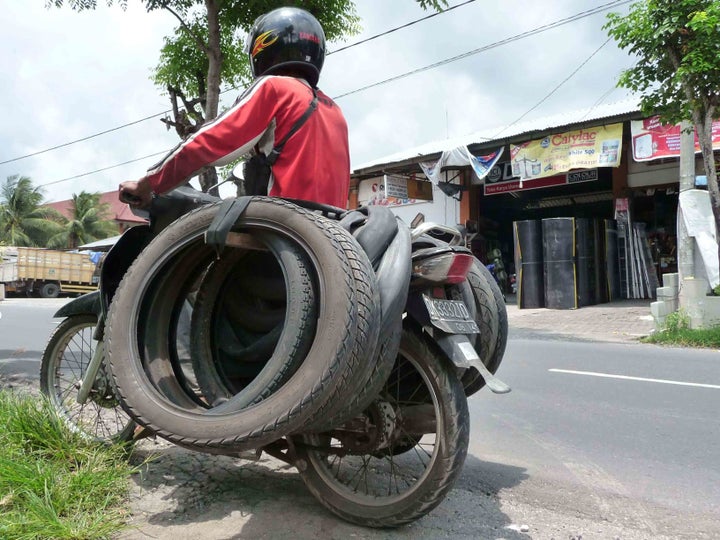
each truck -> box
[0,246,100,298]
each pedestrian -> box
[119,6,350,209]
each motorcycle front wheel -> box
[295,326,469,527]
[40,314,135,443]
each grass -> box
[0,390,135,540]
[643,309,720,348]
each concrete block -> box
[650,300,675,331]
[680,277,712,300]
[662,272,679,289]
[650,301,674,319]
[701,296,720,327]
[679,277,720,329]
[656,287,677,301]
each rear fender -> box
[100,225,152,310]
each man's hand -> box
[119,178,153,209]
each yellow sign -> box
[510,123,623,180]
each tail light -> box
[412,252,474,284]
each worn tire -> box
[107,197,379,451]
[189,236,318,408]
[296,326,469,527]
[461,260,508,396]
[311,316,402,431]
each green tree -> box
[48,0,448,192]
[47,191,118,249]
[0,175,63,247]
[605,0,720,259]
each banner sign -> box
[510,123,623,180]
[358,175,428,207]
[419,146,503,185]
[484,164,598,196]
[467,147,504,182]
[630,116,720,162]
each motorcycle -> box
[40,185,509,527]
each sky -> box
[0,0,635,203]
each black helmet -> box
[246,7,326,87]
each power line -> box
[327,0,477,55]
[493,37,613,138]
[41,150,171,187]
[334,0,631,99]
[34,0,631,188]
[579,82,627,122]
[0,111,169,166]
[2,0,478,167]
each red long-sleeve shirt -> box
[146,75,351,208]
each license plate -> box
[422,295,479,334]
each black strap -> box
[266,90,318,165]
[204,196,253,251]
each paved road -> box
[468,337,720,539]
[0,297,66,388]
[1,298,718,539]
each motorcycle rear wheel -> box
[40,314,135,444]
[461,259,508,396]
[295,326,469,527]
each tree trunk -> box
[204,0,223,122]
[199,167,220,197]
[195,0,223,195]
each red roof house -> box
[45,190,147,233]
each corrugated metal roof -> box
[353,98,641,174]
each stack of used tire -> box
[104,196,508,526]
[106,197,392,452]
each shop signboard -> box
[630,116,720,162]
[358,175,432,206]
[484,164,598,196]
[509,123,623,180]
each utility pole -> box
[677,120,696,279]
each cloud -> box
[0,0,634,202]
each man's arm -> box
[120,77,279,206]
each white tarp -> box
[679,189,719,288]
[418,146,503,186]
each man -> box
[119,7,350,209]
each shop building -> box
[350,99,715,305]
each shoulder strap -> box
[266,89,318,165]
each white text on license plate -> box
[422,296,479,334]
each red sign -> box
[631,116,720,161]
[484,168,598,196]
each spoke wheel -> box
[295,327,469,528]
[40,315,135,443]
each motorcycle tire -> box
[40,314,135,444]
[461,260,508,396]
[309,316,402,431]
[309,220,411,431]
[107,197,380,451]
[189,237,318,409]
[295,326,469,528]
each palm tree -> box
[47,191,118,249]
[0,175,63,246]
